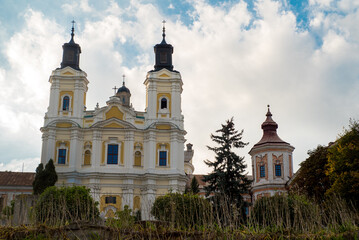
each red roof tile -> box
[0,172,35,186]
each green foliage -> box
[190,176,200,194]
[203,118,252,215]
[2,200,15,218]
[151,192,212,228]
[107,205,135,229]
[326,120,359,207]
[290,145,331,202]
[250,194,319,231]
[35,185,99,225]
[32,160,58,195]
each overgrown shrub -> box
[151,193,212,229]
[249,194,358,233]
[35,186,99,225]
[250,194,319,231]
[107,205,135,229]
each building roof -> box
[253,106,289,147]
[0,172,35,186]
[187,174,253,188]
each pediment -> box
[104,122,124,128]
[159,73,170,78]
[105,106,124,120]
[156,68,172,78]
[45,119,80,128]
[91,118,136,130]
[59,67,77,76]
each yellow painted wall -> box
[105,106,124,120]
[100,195,122,212]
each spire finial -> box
[266,104,272,117]
[122,74,126,86]
[162,20,166,41]
[71,20,75,41]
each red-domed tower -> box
[249,106,294,200]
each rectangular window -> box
[275,164,282,177]
[159,151,167,166]
[160,52,167,63]
[58,149,66,164]
[105,196,116,204]
[107,144,118,164]
[260,165,265,178]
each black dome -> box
[117,85,130,94]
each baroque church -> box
[40,24,194,219]
[40,23,294,219]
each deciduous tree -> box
[326,120,359,206]
[290,145,331,202]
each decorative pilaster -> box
[124,132,134,168]
[146,82,157,120]
[144,131,156,169]
[47,129,56,164]
[141,184,156,220]
[48,79,60,117]
[171,82,181,120]
[122,185,134,210]
[69,129,82,169]
[92,130,102,169]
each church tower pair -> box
[41,22,193,220]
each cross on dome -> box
[122,74,126,85]
[112,86,118,95]
[70,20,76,42]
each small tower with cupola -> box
[144,21,183,128]
[249,106,294,200]
[41,22,88,170]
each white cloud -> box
[62,0,93,14]
[0,158,40,172]
[1,1,359,176]
[168,3,174,9]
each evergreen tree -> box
[190,176,200,194]
[44,159,58,189]
[33,159,58,195]
[203,118,252,208]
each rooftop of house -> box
[0,172,35,187]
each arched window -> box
[133,196,141,211]
[84,150,91,165]
[134,151,141,166]
[160,98,167,109]
[62,96,70,111]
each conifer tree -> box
[204,118,252,207]
[33,159,58,195]
[190,176,200,194]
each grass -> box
[0,194,358,239]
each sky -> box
[0,0,358,175]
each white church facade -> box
[40,24,194,219]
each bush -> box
[151,193,212,229]
[35,186,99,225]
[250,194,321,232]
